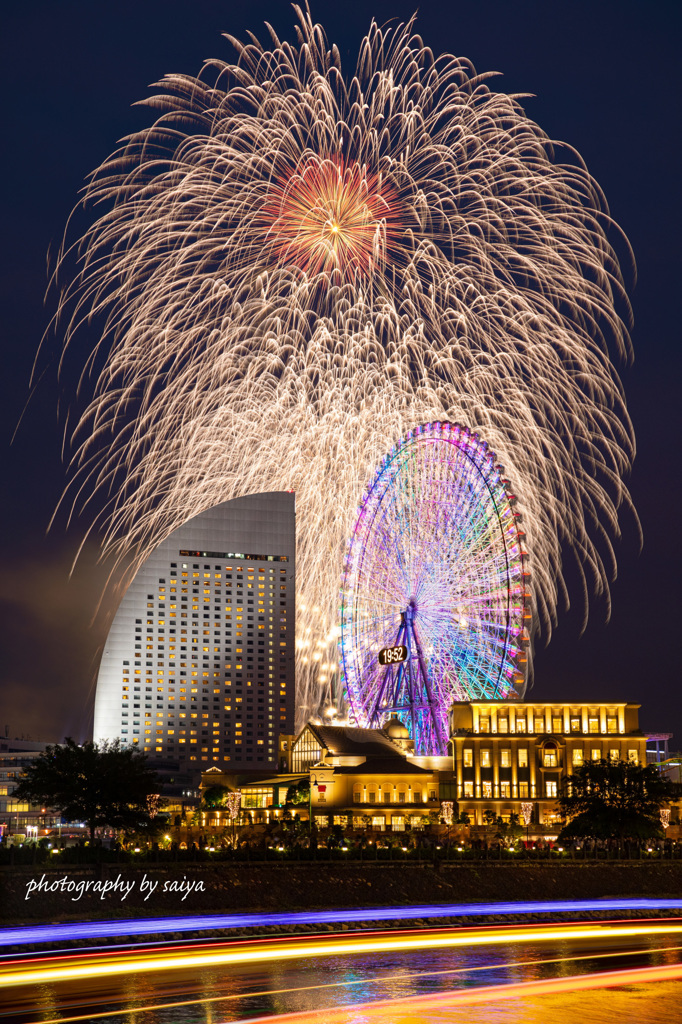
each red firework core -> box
[264,156,402,279]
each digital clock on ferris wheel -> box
[378,645,408,666]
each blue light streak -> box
[2,899,682,947]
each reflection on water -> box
[21,935,682,1024]
[458,983,682,1024]
[315,981,682,1024]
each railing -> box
[3,840,682,866]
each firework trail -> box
[51,8,635,726]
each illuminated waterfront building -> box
[200,719,450,834]
[197,702,658,840]
[450,700,648,833]
[93,492,295,770]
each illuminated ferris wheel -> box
[339,422,531,755]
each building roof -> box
[306,724,404,758]
[240,774,306,788]
[463,700,640,708]
[333,757,433,776]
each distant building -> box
[450,700,648,834]
[93,492,296,772]
[646,733,672,764]
[0,740,61,840]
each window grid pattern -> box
[94,495,295,771]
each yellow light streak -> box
[2,923,682,990]
[18,943,682,1024]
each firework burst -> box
[263,155,402,278]
[52,8,635,727]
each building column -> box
[599,706,607,734]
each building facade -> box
[202,720,452,833]
[0,739,61,840]
[94,492,296,771]
[450,700,647,832]
[196,702,661,841]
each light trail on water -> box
[4,897,681,948]
[3,922,682,990]
[11,944,682,1024]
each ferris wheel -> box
[339,422,531,755]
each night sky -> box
[1,1,679,746]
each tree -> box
[202,785,230,808]
[285,779,310,805]
[13,738,162,842]
[557,759,676,843]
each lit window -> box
[570,717,581,732]
[479,716,490,733]
[518,749,528,767]
[498,717,509,733]
[572,749,583,766]
[551,716,562,733]
[463,781,474,798]
[607,716,618,734]
[591,748,601,761]
[588,717,599,733]
[480,750,491,767]
[482,781,492,798]
[546,780,558,798]
[500,781,510,797]
[628,749,638,764]
[463,749,473,767]
[500,749,511,767]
